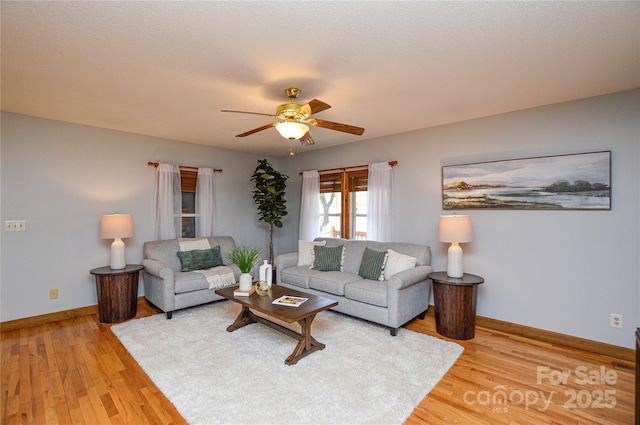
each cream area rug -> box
[111,301,463,425]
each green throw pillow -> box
[358,247,388,281]
[310,245,345,272]
[177,245,223,272]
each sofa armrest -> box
[275,252,298,284]
[275,252,298,270]
[387,265,434,290]
[141,259,175,284]
[141,258,178,314]
[387,264,434,330]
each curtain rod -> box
[300,160,397,175]
[147,162,223,173]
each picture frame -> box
[442,151,611,210]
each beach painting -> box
[442,151,611,210]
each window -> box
[181,170,197,237]
[151,162,219,241]
[319,170,368,239]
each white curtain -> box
[367,162,394,242]
[154,163,182,240]
[299,170,320,241]
[195,167,217,237]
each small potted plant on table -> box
[227,246,262,291]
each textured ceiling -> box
[2,1,638,156]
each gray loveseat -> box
[141,236,241,319]
[275,237,433,335]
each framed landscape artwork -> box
[442,151,611,210]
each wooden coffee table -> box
[216,284,337,365]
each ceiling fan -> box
[221,87,364,154]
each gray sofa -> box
[275,237,433,335]
[141,236,242,319]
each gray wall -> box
[1,113,273,321]
[1,89,638,349]
[275,90,639,349]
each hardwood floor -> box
[1,302,185,425]
[405,314,634,424]
[1,301,635,424]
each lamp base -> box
[446,242,464,278]
[110,238,126,269]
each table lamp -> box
[100,213,134,269]
[438,214,473,278]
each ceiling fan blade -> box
[297,99,331,117]
[299,131,315,146]
[236,123,276,137]
[311,119,365,135]
[221,109,276,118]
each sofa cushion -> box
[313,238,431,268]
[178,237,210,251]
[280,266,323,289]
[311,245,345,272]
[177,246,223,272]
[358,247,388,281]
[174,272,209,293]
[378,242,430,266]
[345,280,388,307]
[298,240,327,266]
[384,249,417,280]
[143,236,238,273]
[313,238,382,274]
[309,272,362,296]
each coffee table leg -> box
[285,313,326,365]
[226,306,256,332]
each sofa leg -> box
[166,311,173,320]
[390,328,398,336]
[418,310,427,320]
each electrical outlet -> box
[50,289,58,300]
[4,220,26,232]
[610,313,622,328]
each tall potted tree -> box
[251,159,288,266]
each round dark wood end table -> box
[428,271,484,340]
[90,264,143,323]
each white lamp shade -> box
[100,214,134,239]
[438,214,473,243]
[275,121,309,140]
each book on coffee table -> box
[272,295,308,307]
[233,287,255,297]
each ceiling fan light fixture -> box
[221,87,364,152]
[275,121,308,140]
